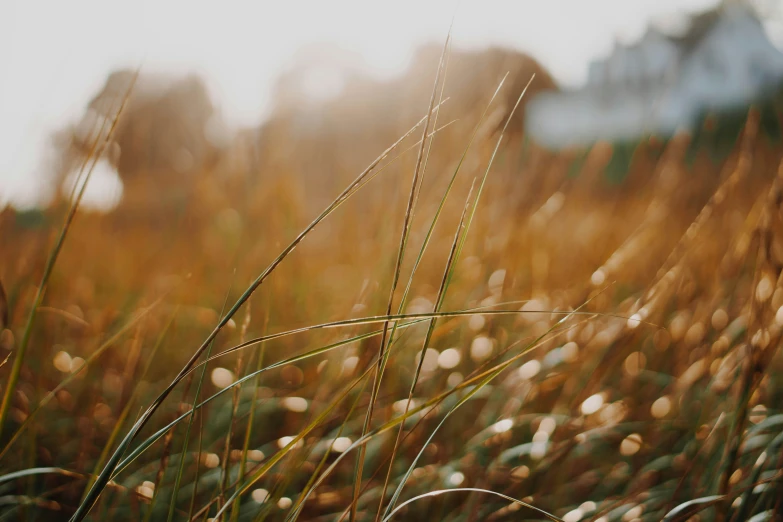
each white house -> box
[526,4,783,149]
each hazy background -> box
[2,0,762,208]
[5,3,783,520]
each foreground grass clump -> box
[2,53,783,521]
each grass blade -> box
[381,488,564,522]
[81,306,178,501]
[377,180,475,517]
[0,294,165,461]
[0,71,137,438]
[69,99,448,522]
[167,279,236,522]
[209,362,376,521]
[350,31,452,522]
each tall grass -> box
[1,50,783,522]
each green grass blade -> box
[167,281,235,522]
[68,100,448,522]
[0,294,165,462]
[350,32,451,522]
[81,306,178,501]
[210,363,375,521]
[189,306,638,373]
[230,306,269,522]
[285,374,370,522]
[377,180,474,517]
[381,488,564,522]
[107,306,620,486]
[443,75,535,294]
[288,293,596,521]
[0,72,137,438]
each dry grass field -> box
[2,43,783,521]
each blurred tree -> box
[254,45,558,207]
[53,70,224,214]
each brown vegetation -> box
[1,43,783,521]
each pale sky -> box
[0,0,757,208]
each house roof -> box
[525,2,783,149]
[668,3,761,51]
[601,4,765,66]
[671,8,722,50]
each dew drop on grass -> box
[229,449,244,461]
[623,352,646,376]
[752,328,771,349]
[518,360,541,379]
[407,296,433,315]
[93,403,111,422]
[581,393,604,415]
[591,269,606,286]
[520,299,547,324]
[470,336,493,361]
[481,295,499,308]
[488,269,506,294]
[712,308,729,330]
[278,436,295,449]
[448,471,465,486]
[750,404,767,423]
[756,276,774,302]
[491,418,513,433]
[251,488,269,504]
[468,314,486,331]
[53,351,73,373]
[530,442,547,460]
[679,359,706,387]
[203,453,220,468]
[342,356,359,374]
[580,501,597,512]
[447,372,463,387]
[651,396,672,418]
[135,481,155,500]
[620,434,642,456]
[669,312,690,342]
[561,342,579,362]
[626,313,642,329]
[330,437,352,452]
[539,417,556,434]
[281,396,308,412]
[211,367,235,388]
[393,399,416,414]
[415,348,440,372]
[622,505,643,521]
[438,348,461,369]
[70,357,86,374]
